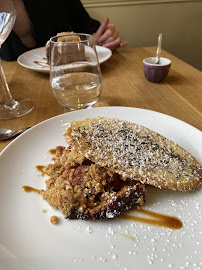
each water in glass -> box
[50,33,103,111]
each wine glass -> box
[49,33,103,111]
[0,0,34,120]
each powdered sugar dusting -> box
[65,117,202,191]
[69,186,202,270]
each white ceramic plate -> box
[0,107,202,270]
[17,45,112,73]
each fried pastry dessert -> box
[40,117,201,221]
[46,32,86,65]
[65,117,202,191]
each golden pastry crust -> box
[65,117,202,191]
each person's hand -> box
[94,17,127,51]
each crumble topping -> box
[40,146,146,220]
[50,215,58,224]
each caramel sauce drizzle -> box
[35,165,46,172]
[22,186,41,194]
[22,183,70,194]
[22,183,183,230]
[35,165,46,175]
[119,233,137,242]
[49,148,56,155]
[120,208,183,230]
[33,60,48,68]
[35,165,51,176]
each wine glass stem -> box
[0,53,18,109]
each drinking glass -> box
[0,0,34,119]
[49,33,103,111]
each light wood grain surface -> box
[0,47,202,152]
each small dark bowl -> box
[143,57,171,83]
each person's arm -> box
[12,0,36,49]
[0,31,29,61]
[67,0,100,34]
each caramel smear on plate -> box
[33,60,48,68]
[119,233,137,242]
[22,185,183,230]
[22,185,40,195]
[49,148,56,155]
[120,208,183,229]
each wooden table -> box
[0,47,202,152]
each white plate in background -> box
[17,45,112,73]
[0,107,202,270]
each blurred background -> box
[82,0,202,70]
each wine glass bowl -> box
[49,33,103,111]
[0,0,34,120]
[0,10,15,45]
